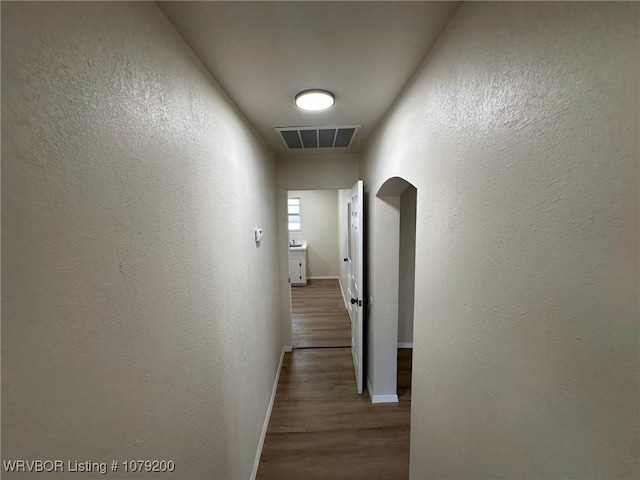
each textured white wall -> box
[362,2,639,478]
[367,194,401,397]
[289,190,339,278]
[2,3,282,479]
[277,154,359,190]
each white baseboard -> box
[367,376,398,404]
[371,393,399,404]
[397,342,413,349]
[283,345,292,352]
[308,276,339,280]
[367,376,374,403]
[250,347,287,480]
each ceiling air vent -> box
[275,125,360,149]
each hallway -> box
[2,2,637,479]
[291,279,351,348]
[260,279,411,478]
[257,348,410,479]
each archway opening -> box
[371,176,417,404]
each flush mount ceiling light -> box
[295,89,335,111]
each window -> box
[288,197,301,232]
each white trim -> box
[371,394,399,404]
[283,345,292,353]
[367,376,398,404]
[397,342,413,349]
[338,277,349,311]
[307,276,339,280]
[250,347,287,480]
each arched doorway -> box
[368,176,417,403]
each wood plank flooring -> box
[257,348,411,479]
[291,279,351,348]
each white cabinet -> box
[289,242,307,286]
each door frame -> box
[346,180,364,394]
[278,187,357,349]
[277,184,365,394]
[365,176,418,403]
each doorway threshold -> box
[292,345,352,350]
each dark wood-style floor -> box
[258,278,413,479]
[257,348,411,479]
[291,279,351,348]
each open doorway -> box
[372,176,417,405]
[287,189,351,348]
[397,185,416,401]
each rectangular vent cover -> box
[275,125,360,149]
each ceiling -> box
[159,1,461,155]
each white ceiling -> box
[159,1,461,155]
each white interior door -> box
[346,180,364,394]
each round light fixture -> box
[295,89,335,111]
